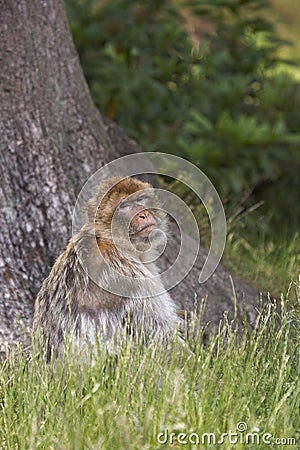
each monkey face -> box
[116,192,164,244]
[88,177,167,255]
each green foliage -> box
[1,299,299,448]
[225,225,300,300]
[65,0,300,234]
[179,0,300,230]
[66,0,194,150]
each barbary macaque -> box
[34,177,180,358]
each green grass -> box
[1,295,299,449]
[223,228,300,303]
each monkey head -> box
[86,177,167,256]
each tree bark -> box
[0,0,261,356]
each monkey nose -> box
[136,210,158,228]
[138,210,148,220]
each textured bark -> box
[0,0,119,354]
[0,0,261,356]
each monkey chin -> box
[130,226,165,256]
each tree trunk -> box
[0,0,261,356]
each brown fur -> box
[34,177,179,358]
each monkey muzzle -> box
[130,210,160,239]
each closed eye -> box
[135,197,148,206]
[119,201,131,210]
[118,194,154,210]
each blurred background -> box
[65,0,300,299]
